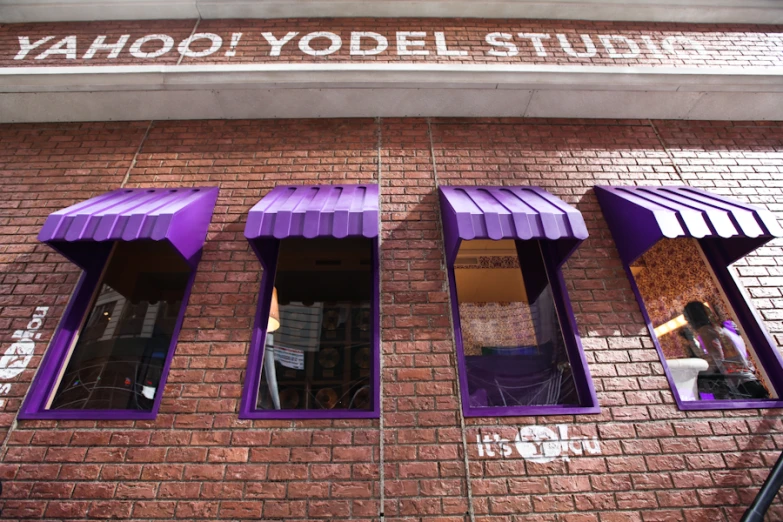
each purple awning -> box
[595,185,783,265]
[39,187,219,269]
[438,186,588,267]
[245,184,379,241]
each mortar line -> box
[649,118,686,184]
[120,120,153,188]
[427,117,477,522]
[376,116,385,522]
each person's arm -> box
[707,335,725,360]
[698,327,726,373]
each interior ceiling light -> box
[268,287,281,333]
[653,302,711,338]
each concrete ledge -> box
[3,64,782,92]
[1,0,782,24]
[1,64,781,121]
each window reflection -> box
[48,242,190,411]
[454,239,578,408]
[631,238,771,402]
[257,238,374,412]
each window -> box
[450,239,597,416]
[21,187,217,420]
[244,237,379,418]
[438,185,598,416]
[595,184,783,410]
[48,242,190,411]
[630,238,776,404]
[241,184,380,419]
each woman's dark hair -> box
[684,301,712,329]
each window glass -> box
[631,238,773,402]
[454,239,578,409]
[48,241,190,411]
[257,238,374,412]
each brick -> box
[44,501,90,518]
[131,501,177,518]
[88,501,133,519]
[0,114,782,522]
[175,501,220,519]
[247,481,288,499]
[489,495,533,514]
[399,462,439,478]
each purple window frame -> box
[239,185,380,420]
[439,186,600,417]
[446,240,600,417]
[595,185,783,411]
[19,187,218,421]
[623,241,783,411]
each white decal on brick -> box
[299,31,342,56]
[15,31,781,62]
[129,34,174,59]
[396,31,429,56]
[83,35,130,59]
[599,35,641,59]
[261,32,298,57]
[640,35,666,59]
[485,32,518,57]
[476,424,601,462]
[0,307,48,407]
[35,35,77,60]
[518,33,551,57]
[14,36,55,60]
[662,36,708,57]
[557,34,597,58]
[225,32,242,57]
[350,32,388,56]
[178,33,223,58]
[435,32,467,57]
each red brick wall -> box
[2,19,781,67]
[0,117,782,521]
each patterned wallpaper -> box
[455,255,538,355]
[458,302,538,356]
[632,238,732,360]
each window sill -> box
[17,409,158,421]
[239,409,379,420]
[676,399,783,411]
[463,404,601,418]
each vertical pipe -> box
[741,451,783,522]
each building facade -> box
[0,1,783,520]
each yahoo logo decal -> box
[476,424,601,462]
[12,30,755,62]
[0,307,48,407]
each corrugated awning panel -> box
[595,185,783,265]
[244,184,379,241]
[438,186,588,267]
[39,187,219,269]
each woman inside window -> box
[683,301,767,400]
